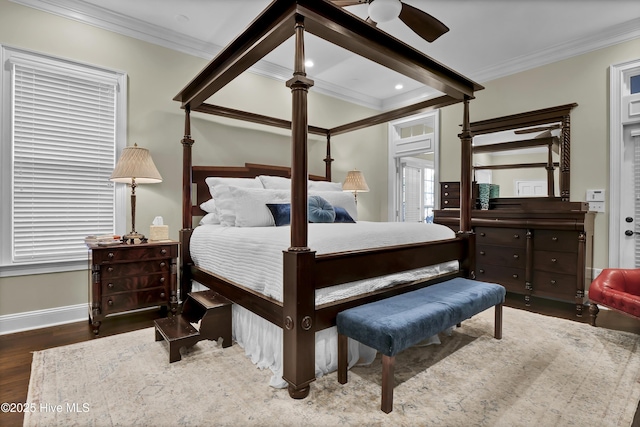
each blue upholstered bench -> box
[336,277,506,413]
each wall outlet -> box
[588,201,605,213]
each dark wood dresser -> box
[434,198,595,316]
[88,241,179,334]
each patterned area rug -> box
[25,307,640,426]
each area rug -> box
[25,307,640,427]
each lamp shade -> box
[343,169,370,193]
[368,0,402,23]
[110,144,162,184]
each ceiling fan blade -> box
[398,2,449,42]
[330,0,367,6]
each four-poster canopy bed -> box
[173,0,483,399]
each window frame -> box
[0,45,127,277]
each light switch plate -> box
[586,189,605,202]
[588,201,605,213]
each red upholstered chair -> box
[588,268,640,326]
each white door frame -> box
[609,58,640,267]
[387,110,440,221]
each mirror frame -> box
[469,103,577,201]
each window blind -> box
[12,63,117,263]
[402,164,422,222]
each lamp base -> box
[121,232,148,244]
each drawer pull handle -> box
[552,237,558,241]
[479,251,485,255]
[107,267,113,273]
[108,252,114,259]
[160,277,165,283]
[444,200,449,204]
[444,184,449,188]
[550,280,557,285]
[551,258,557,263]
[512,274,519,279]
[161,249,167,255]
[513,254,519,259]
[479,269,485,274]
[480,232,486,237]
[107,283,114,289]
[160,292,166,298]
[107,299,113,306]
[513,234,520,239]
[444,192,449,196]
[160,262,166,268]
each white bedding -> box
[190,221,459,387]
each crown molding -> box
[470,17,640,84]
[11,0,640,111]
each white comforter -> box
[190,221,459,388]
[190,221,458,304]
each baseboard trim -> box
[0,303,88,335]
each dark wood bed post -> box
[282,14,316,400]
[459,97,473,233]
[324,132,333,181]
[560,112,571,201]
[458,97,476,278]
[180,106,195,301]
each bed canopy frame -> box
[174,0,483,399]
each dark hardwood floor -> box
[0,300,638,427]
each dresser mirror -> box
[469,103,577,201]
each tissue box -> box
[149,225,169,241]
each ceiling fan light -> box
[368,0,402,23]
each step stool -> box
[154,290,232,363]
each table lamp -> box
[343,169,369,204]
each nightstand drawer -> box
[476,227,527,247]
[102,273,169,295]
[533,250,577,274]
[477,245,526,269]
[533,230,579,253]
[102,288,168,315]
[93,244,178,263]
[101,259,171,279]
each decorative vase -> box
[489,184,500,199]
[478,183,491,210]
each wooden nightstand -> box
[88,241,179,334]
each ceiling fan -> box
[330,0,449,43]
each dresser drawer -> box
[533,230,579,253]
[101,288,168,315]
[102,273,169,295]
[531,270,577,300]
[533,250,577,275]
[93,244,178,263]
[476,264,525,292]
[101,259,171,279]
[442,198,459,208]
[476,227,527,247]
[477,245,526,269]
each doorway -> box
[610,59,640,268]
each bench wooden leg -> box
[338,333,348,384]
[381,354,395,413]
[494,302,503,340]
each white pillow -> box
[258,175,290,190]
[229,187,290,227]
[309,190,358,221]
[199,213,220,225]
[308,180,343,192]
[205,176,263,198]
[260,175,343,192]
[200,198,217,213]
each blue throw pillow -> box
[266,203,291,226]
[308,195,336,223]
[334,206,355,223]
